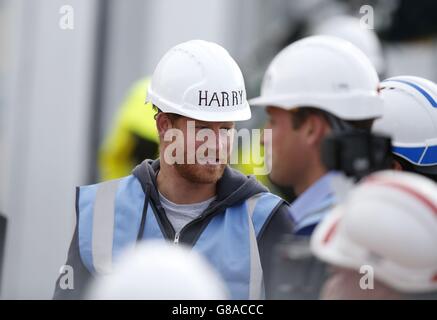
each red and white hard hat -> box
[311,170,437,293]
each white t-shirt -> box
[159,192,216,234]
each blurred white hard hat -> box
[373,75,437,168]
[311,15,384,75]
[89,241,229,299]
[249,35,383,121]
[311,170,437,293]
[146,40,251,122]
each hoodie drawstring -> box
[136,184,151,241]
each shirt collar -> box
[289,171,339,224]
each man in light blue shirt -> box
[250,36,383,235]
[249,36,384,299]
[288,171,339,235]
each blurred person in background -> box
[98,78,159,181]
[373,76,437,182]
[375,0,437,83]
[309,15,385,78]
[88,241,228,300]
[53,40,293,300]
[311,170,437,299]
[279,0,437,81]
[284,0,437,82]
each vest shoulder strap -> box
[76,175,145,274]
[244,192,283,299]
[246,192,283,238]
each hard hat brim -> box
[147,87,252,122]
[249,92,383,120]
[175,102,252,122]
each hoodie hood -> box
[132,159,268,210]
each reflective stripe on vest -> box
[76,175,282,299]
[78,176,150,274]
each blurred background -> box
[0,0,437,299]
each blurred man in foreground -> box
[88,241,228,300]
[311,170,437,299]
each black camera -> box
[321,130,393,181]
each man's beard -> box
[174,163,226,184]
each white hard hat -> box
[88,241,229,299]
[310,15,384,75]
[146,40,251,122]
[373,76,437,167]
[249,35,383,121]
[311,170,437,293]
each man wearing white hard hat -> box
[373,75,437,182]
[249,35,384,299]
[54,40,293,300]
[250,35,383,236]
[311,170,437,299]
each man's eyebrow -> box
[194,121,209,126]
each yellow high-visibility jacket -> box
[99,78,158,181]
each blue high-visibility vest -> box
[76,174,282,299]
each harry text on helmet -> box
[198,90,244,107]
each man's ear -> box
[305,114,328,146]
[393,159,403,171]
[156,113,173,139]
